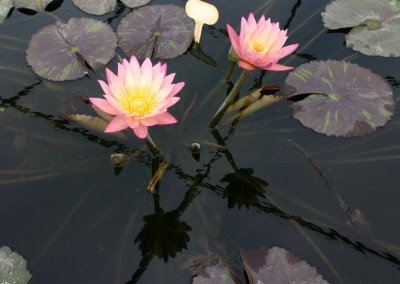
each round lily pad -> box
[322,0,400,57]
[0,0,13,24]
[117,4,194,60]
[0,246,32,284]
[241,247,328,284]
[72,0,116,15]
[26,17,117,81]
[121,0,150,8]
[13,0,53,12]
[285,60,395,137]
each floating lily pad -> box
[72,0,116,15]
[13,0,53,11]
[241,246,329,284]
[285,60,395,137]
[192,260,240,284]
[26,17,117,81]
[322,0,400,57]
[0,0,13,24]
[121,0,151,8]
[117,4,194,59]
[0,246,32,284]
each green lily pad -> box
[241,247,329,284]
[26,17,117,81]
[13,0,53,11]
[0,246,32,284]
[285,60,395,137]
[117,4,194,59]
[121,0,151,8]
[322,0,400,57]
[0,0,12,24]
[72,0,116,15]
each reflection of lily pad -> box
[241,247,328,284]
[121,0,151,8]
[322,0,400,57]
[0,246,32,284]
[26,17,117,81]
[117,4,194,59]
[285,60,395,137]
[13,0,53,11]
[72,0,116,15]
[0,0,13,24]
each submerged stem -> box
[209,69,249,128]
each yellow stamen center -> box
[251,41,268,53]
[120,88,155,117]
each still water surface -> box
[1,0,400,283]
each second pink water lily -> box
[89,56,184,139]
[227,13,299,71]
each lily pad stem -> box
[145,133,160,157]
[209,70,249,128]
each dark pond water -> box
[1,0,400,283]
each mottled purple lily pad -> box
[117,4,194,59]
[121,0,150,8]
[192,260,240,284]
[13,0,53,11]
[0,0,13,24]
[26,17,117,81]
[322,0,400,57]
[241,246,329,284]
[72,0,116,15]
[285,60,395,137]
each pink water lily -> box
[227,13,298,71]
[89,56,184,139]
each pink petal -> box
[264,63,295,71]
[127,117,140,128]
[275,43,299,59]
[155,112,177,125]
[163,96,180,109]
[98,80,112,97]
[167,82,185,98]
[105,116,129,132]
[89,98,117,115]
[140,117,159,126]
[106,68,118,85]
[238,59,256,71]
[129,56,141,79]
[140,58,153,87]
[227,24,240,54]
[161,73,175,89]
[133,124,148,139]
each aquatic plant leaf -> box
[0,246,32,284]
[322,0,400,57]
[72,0,116,15]
[285,60,395,137]
[117,4,195,59]
[0,0,12,24]
[26,17,117,81]
[192,260,241,284]
[121,0,150,8]
[241,246,329,284]
[13,0,53,11]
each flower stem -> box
[224,61,236,81]
[145,133,160,157]
[209,70,249,128]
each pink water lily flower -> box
[89,56,184,139]
[227,13,299,71]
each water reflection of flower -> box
[221,168,268,209]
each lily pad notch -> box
[26,17,117,81]
[284,60,395,137]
